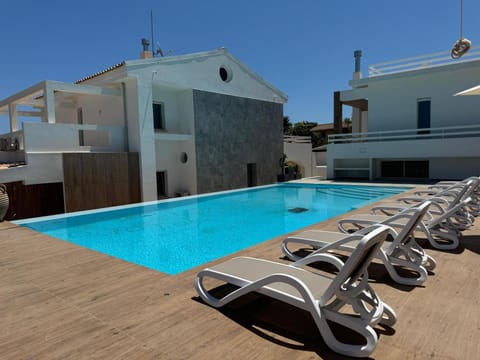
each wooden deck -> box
[1,187,479,359]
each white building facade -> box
[328,48,480,181]
[0,49,287,213]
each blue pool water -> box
[16,183,409,274]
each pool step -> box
[316,187,398,200]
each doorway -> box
[156,171,167,198]
[247,163,257,187]
[417,99,431,135]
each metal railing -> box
[368,46,480,77]
[283,135,311,143]
[328,124,480,144]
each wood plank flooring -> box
[1,186,479,359]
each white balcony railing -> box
[283,135,311,144]
[368,46,480,77]
[22,122,127,153]
[328,124,480,144]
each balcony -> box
[328,124,480,145]
[327,125,480,180]
[0,123,127,185]
[21,122,127,153]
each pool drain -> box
[288,207,308,213]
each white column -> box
[124,77,157,201]
[8,103,18,132]
[43,82,56,123]
[352,107,362,133]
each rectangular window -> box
[417,99,431,135]
[405,161,429,178]
[381,160,429,178]
[381,161,404,178]
[156,171,167,198]
[152,102,165,130]
[77,108,84,146]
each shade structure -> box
[454,85,480,96]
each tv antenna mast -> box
[451,0,471,59]
[150,10,165,57]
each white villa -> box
[0,48,287,218]
[329,48,480,181]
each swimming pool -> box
[16,183,409,274]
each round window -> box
[219,65,232,82]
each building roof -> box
[73,48,288,103]
[75,62,126,84]
[311,122,350,132]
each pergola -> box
[0,80,121,133]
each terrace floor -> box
[1,184,479,359]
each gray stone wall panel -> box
[193,90,283,194]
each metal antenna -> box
[150,10,155,57]
[150,10,165,57]
[459,0,464,40]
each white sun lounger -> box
[282,202,435,286]
[195,225,396,358]
[427,178,480,215]
[428,176,480,191]
[414,178,480,217]
[371,180,476,230]
[338,197,472,250]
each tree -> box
[283,116,292,134]
[291,121,318,136]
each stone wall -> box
[193,90,283,194]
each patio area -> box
[1,186,479,359]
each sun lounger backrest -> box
[322,225,389,302]
[393,201,431,247]
[427,197,472,228]
[444,180,475,208]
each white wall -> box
[176,90,195,134]
[126,50,287,105]
[359,61,480,132]
[327,136,480,179]
[23,122,125,152]
[0,153,63,185]
[155,140,197,196]
[284,142,313,178]
[53,91,124,126]
[315,151,326,165]
[150,85,198,197]
[151,86,195,135]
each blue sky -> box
[0,0,478,132]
